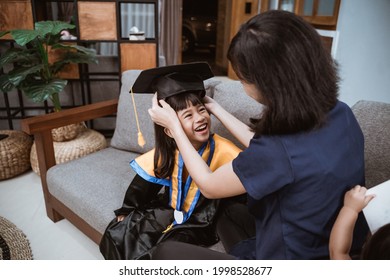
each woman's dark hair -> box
[361,223,390,260]
[227,10,339,135]
[153,91,205,178]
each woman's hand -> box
[203,96,220,115]
[148,93,181,132]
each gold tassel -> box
[162,223,174,233]
[129,87,146,148]
[137,131,145,148]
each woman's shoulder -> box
[243,134,290,160]
[328,100,360,129]
[332,100,354,115]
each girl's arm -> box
[148,95,246,199]
[203,96,254,148]
[329,185,375,260]
[329,206,359,260]
[115,174,163,221]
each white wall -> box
[336,0,390,106]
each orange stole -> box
[131,134,241,216]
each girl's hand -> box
[344,185,375,214]
[117,215,126,222]
[148,93,181,132]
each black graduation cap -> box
[129,62,214,148]
[131,62,214,99]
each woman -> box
[148,10,369,259]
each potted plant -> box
[0,21,107,173]
[0,20,98,141]
[0,20,97,113]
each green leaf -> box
[0,48,39,68]
[7,65,43,87]
[0,31,10,38]
[0,75,16,92]
[22,79,67,103]
[35,21,75,37]
[63,51,99,64]
[51,52,98,74]
[2,19,96,110]
[53,44,97,56]
[10,29,41,46]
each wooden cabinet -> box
[261,0,341,29]
[78,1,118,41]
[226,0,341,79]
[0,0,34,40]
[297,0,341,28]
[227,0,260,79]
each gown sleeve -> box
[114,174,166,216]
[100,174,172,260]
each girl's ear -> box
[164,127,174,138]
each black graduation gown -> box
[99,174,220,260]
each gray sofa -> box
[21,70,390,249]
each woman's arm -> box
[329,185,375,260]
[203,96,254,148]
[148,95,246,199]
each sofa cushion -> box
[110,70,156,153]
[47,147,138,234]
[211,80,264,149]
[110,70,222,153]
[351,100,390,188]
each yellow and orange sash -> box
[130,134,241,226]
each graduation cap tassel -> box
[129,87,146,147]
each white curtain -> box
[95,42,118,56]
[120,3,156,38]
[160,0,182,65]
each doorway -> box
[181,0,226,76]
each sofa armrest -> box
[21,99,118,134]
[19,99,118,221]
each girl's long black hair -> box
[153,91,205,178]
[361,223,390,260]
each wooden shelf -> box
[1,0,159,131]
[120,42,157,72]
[78,1,118,41]
[0,0,34,40]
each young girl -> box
[330,185,390,260]
[99,63,242,260]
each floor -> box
[0,171,104,260]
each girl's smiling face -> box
[176,102,211,150]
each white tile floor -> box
[0,171,103,260]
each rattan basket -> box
[0,130,33,180]
[51,122,86,142]
[30,128,107,175]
